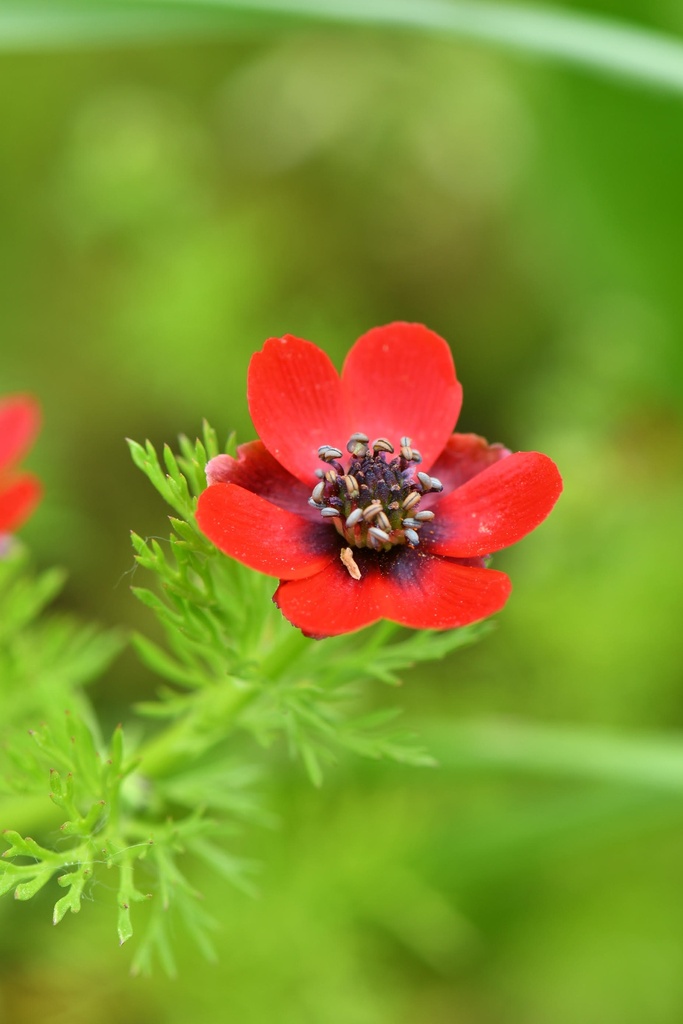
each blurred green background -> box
[3,2,683,1022]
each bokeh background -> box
[2,2,683,1022]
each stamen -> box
[402,491,421,511]
[345,508,363,528]
[414,510,435,522]
[346,432,369,457]
[368,526,390,543]
[429,476,443,492]
[318,445,343,462]
[417,471,433,491]
[321,508,341,518]
[343,474,360,498]
[340,546,362,580]
[311,481,326,503]
[362,501,383,521]
[375,511,392,533]
[371,437,394,454]
[400,436,414,461]
[404,528,420,546]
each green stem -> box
[258,625,311,680]
[135,626,310,780]
[137,679,258,779]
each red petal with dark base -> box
[426,433,511,496]
[341,323,463,472]
[248,335,350,486]
[0,475,42,533]
[274,546,512,638]
[196,481,336,580]
[205,442,321,522]
[0,395,40,472]
[424,451,563,558]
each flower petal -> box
[0,395,40,473]
[196,481,336,580]
[424,451,563,558]
[0,474,42,533]
[248,335,350,485]
[425,433,511,497]
[274,546,511,638]
[341,323,463,471]
[205,441,320,522]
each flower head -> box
[197,323,562,638]
[0,394,42,536]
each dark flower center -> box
[308,433,442,566]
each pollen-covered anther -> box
[371,437,394,454]
[400,436,414,461]
[375,511,392,533]
[402,490,421,511]
[318,445,343,463]
[343,474,360,498]
[360,501,381,522]
[340,546,362,580]
[346,432,369,457]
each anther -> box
[321,508,341,518]
[345,508,364,528]
[429,476,443,492]
[402,517,419,528]
[376,511,392,533]
[347,432,369,457]
[324,469,338,484]
[340,546,362,580]
[402,491,421,511]
[404,528,420,546]
[318,445,343,462]
[343,474,360,497]
[372,437,394,454]
[314,469,325,479]
[414,510,435,522]
[410,449,423,463]
[417,471,433,491]
[311,481,326,503]
[368,526,390,543]
[400,436,413,461]
[362,501,383,521]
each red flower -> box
[0,394,42,535]
[197,324,562,638]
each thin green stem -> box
[136,678,259,779]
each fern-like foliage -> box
[0,423,487,973]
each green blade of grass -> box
[2,1,683,97]
[421,718,683,791]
